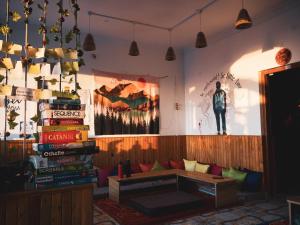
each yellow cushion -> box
[195,163,210,173]
[183,159,197,171]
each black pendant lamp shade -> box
[195,31,207,48]
[83,33,96,51]
[129,40,140,56]
[165,46,176,61]
[235,8,252,29]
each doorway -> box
[260,63,300,196]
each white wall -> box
[79,35,186,135]
[183,2,300,135]
[0,24,186,138]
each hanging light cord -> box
[132,23,136,41]
[199,10,202,31]
[88,14,91,33]
[168,29,172,46]
[242,0,244,9]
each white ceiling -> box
[4,0,296,47]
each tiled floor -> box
[93,199,288,225]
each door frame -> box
[259,61,300,195]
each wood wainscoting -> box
[186,135,263,172]
[0,136,186,168]
[0,135,262,171]
[92,135,186,168]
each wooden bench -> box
[108,169,238,208]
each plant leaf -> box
[0,25,10,35]
[76,82,81,90]
[68,77,73,84]
[8,121,18,129]
[49,78,57,85]
[30,114,40,123]
[12,11,22,22]
[34,76,42,82]
[9,110,20,118]
[0,74,5,83]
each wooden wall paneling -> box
[0,198,5,225]
[80,186,93,225]
[71,190,82,225]
[28,194,41,225]
[17,196,28,225]
[186,135,263,172]
[51,193,62,225]
[40,194,51,225]
[61,191,72,225]
[5,196,18,225]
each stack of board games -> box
[29,97,99,189]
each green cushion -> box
[151,160,166,171]
[183,159,197,172]
[228,167,247,183]
[223,167,247,184]
[222,168,231,177]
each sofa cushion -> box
[161,161,170,169]
[241,169,263,192]
[195,163,210,173]
[170,160,185,170]
[131,163,142,174]
[97,167,113,187]
[151,160,166,172]
[183,159,197,172]
[223,167,247,184]
[210,164,222,176]
[139,163,153,172]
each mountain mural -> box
[94,80,159,135]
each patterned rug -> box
[93,199,288,225]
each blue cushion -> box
[242,169,262,192]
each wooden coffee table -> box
[108,169,238,208]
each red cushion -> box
[131,163,142,173]
[97,167,113,187]
[139,163,153,172]
[170,160,185,170]
[161,161,170,169]
[210,164,222,176]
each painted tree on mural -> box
[93,72,159,135]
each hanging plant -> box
[10,11,22,22]
[0,24,11,35]
[0,74,5,83]
[37,0,49,46]
[30,114,40,123]
[65,30,74,43]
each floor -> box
[93,199,288,225]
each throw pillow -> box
[222,168,231,177]
[183,159,197,172]
[161,161,170,169]
[131,163,142,174]
[228,167,247,183]
[97,167,113,187]
[241,168,263,192]
[151,160,166,172]
[195,163,210,173]
[170,160,185,170]
[210,164,223,176]
[139,163,153,172]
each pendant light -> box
[129,23,140,56]
[195,10,207,48]
[165,29,176,61]
[235,0,252,29]
[83,13,96,51]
